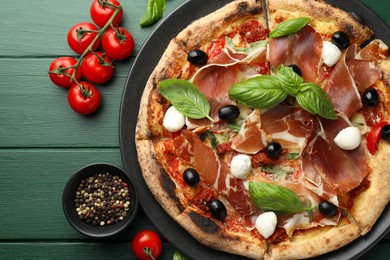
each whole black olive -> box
[208,199,227,220]
[218,105,240,120]
[183,168,200,186]
[331,31,350,50]
[318,201,338,217]
[362,88,379,107]
[265,142,282,159]
[381,124,390,142]
[187,49,208,65]
[288,64,302,77]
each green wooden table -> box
[0,0,388,259]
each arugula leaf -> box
[200,131,219,150]
[277,65,303,96]
[249,181,315,217]
[227,122,242,133]
[296,83,338,120]
[140,0,166,27]
[228,75,287,109]
[159,79,213,121]
[269,17,311,38]
[261,165,292,175]
[286,153,300,160]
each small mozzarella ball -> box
[322,41,342,67]
[334,127,362,150]
[162,106,185,132]
[255,212,277,239]
[230,154,252,179]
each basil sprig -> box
[269,17,311,38]
[229,65,337,120]
[159,79,213,121]
[249,181,315,219]
[140,0,166,27]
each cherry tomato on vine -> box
[67,22,100,54]
[48,57,82,88]
[81,52,114,84]
[132,230,162,260]
[68,82,101,115]
[90,0,123,28]
[102,27,134,60]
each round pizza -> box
[135,0,390,258]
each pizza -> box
[135,0,390,259]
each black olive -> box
[218,105,240,120]
[187,49,208,65]
[265,142,282,159]
[208,199,227,220]
[362,88,379,107]
[331,31,350,50]
[288,64,302,77]
[381,124,390,142]
[318,201,338,217]
[183,168,200,186]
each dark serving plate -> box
[119,0,390,259]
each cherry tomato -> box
[366,121,388,154]
[102,27,134,60]
[81,52,114,84]
[68,82,101,115]
[132,230,162,260]
[48,57,82,88]
[67,22,100,54]
[90,0,123,28]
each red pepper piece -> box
[366,121,388,155]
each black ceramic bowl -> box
[62,163,138,238]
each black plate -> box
[119,0,390,259]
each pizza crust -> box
[266,0,373,44]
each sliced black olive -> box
[288,64,302,77]
[218,105,240,120]
[318,201,338,217]
[381,124,390,142]
[265,142,282,159]
[183,168,200,186]
[331,31,350,50]
[208,199,227,220]
[187,49,208,65]
[362,88,379,107]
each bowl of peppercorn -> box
[62,163,139,238]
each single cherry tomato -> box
[68,82,101,115]
[132,230,162,260]
[102,27,134,60]
[366,121,388,154]
[90,0,123,28]
[48,57,82,88]
[67,22,100,54]
[81,52,114,84]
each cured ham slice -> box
[356,39,388,62]
[174,130,253,216]
[269,25,323,83]
[302,115,369,205]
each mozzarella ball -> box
[334,126,362,150]
[230,154,252,179]
[322,41,342,67]
[162,106,185,132]
[255,212,278,239]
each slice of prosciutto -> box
[173,130,254,216]
[269,25,323,83]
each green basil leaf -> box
[139,0,166,27]
[228,75,287,109]
[227,122,242,133]
[159,79,212,121]
[296,83,338,120]
[286,152,300,160]
[249,182,314,216]
[269,17,311,38]
[225,37,269,54]
[173,251,190,260]
[277,65,303,96]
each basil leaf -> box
[277,65,303,96]
[173,251,190,260]
[140,0,166,27]
[249,181,314,217]
[228,75,287,109]
[269,17,311,38]
[159,79,212,121]
[225,37,269,54]
[296,83,338,120]
[227,122,241,133]
[286,153,300,160]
